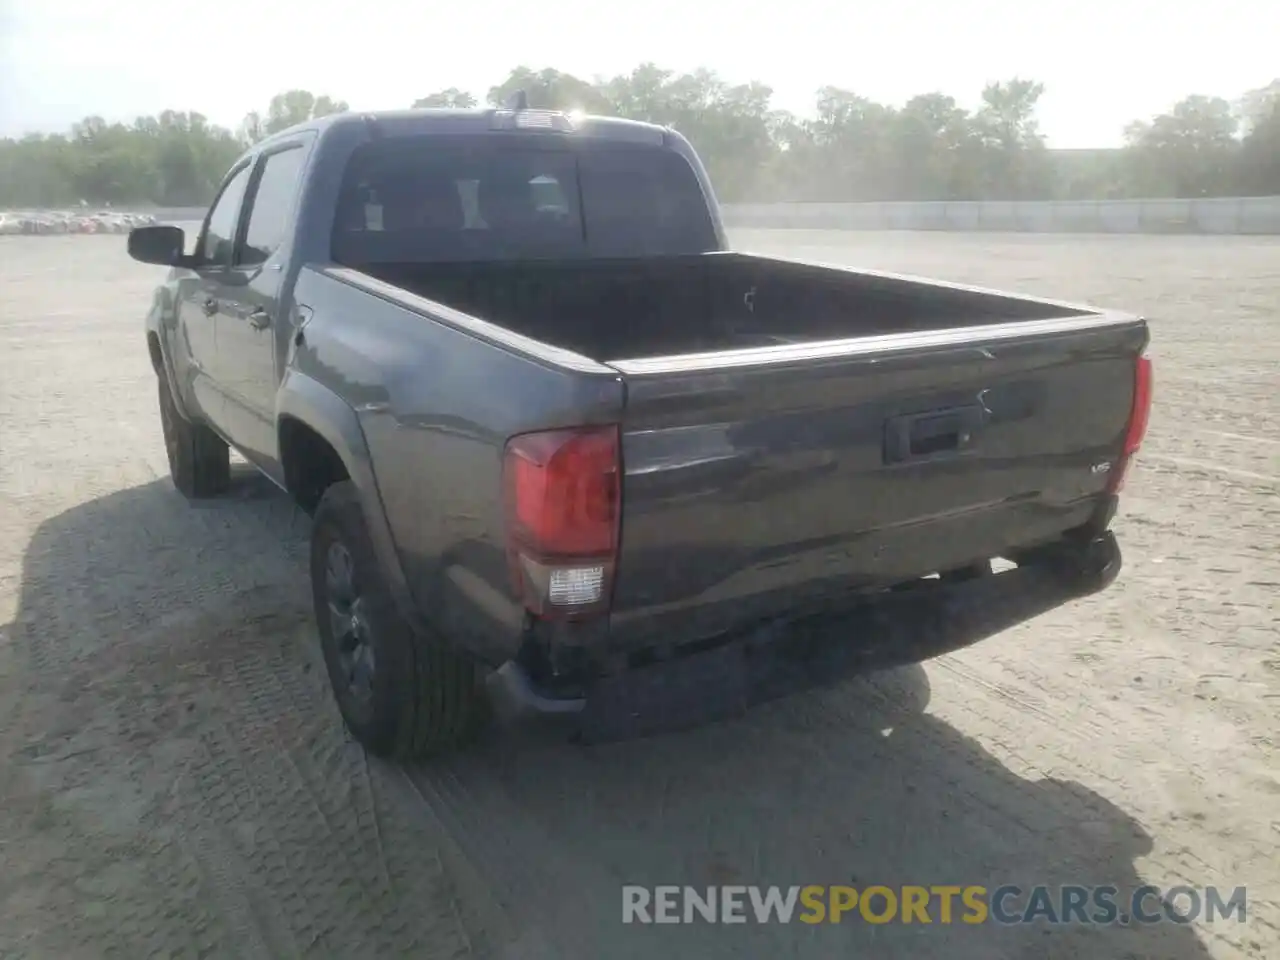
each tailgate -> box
[606,314,1149,648]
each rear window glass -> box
[331,135,717,263]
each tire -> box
[157,373,230,498]
[311,481,486,759]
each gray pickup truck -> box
[127,105,1153,759]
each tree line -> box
[2,65,1277,209]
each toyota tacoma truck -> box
[126,105,1153,758]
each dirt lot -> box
[0,229,1276,959]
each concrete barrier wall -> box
[145,197,1280,235]
[721,196,1280,235]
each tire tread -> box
[159,376,229,498]
[313,482,483,760]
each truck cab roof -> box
[256,107,672,153]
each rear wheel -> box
[157,374,229,498]
[310,481,486,759]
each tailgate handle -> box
[885,406,985,464]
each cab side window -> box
[238,147,306,267]
[200,165,252,266]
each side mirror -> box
[127,224,186,266]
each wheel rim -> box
[325,540,377,712]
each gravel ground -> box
[0,230,1276,959]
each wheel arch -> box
[276,372,421,630]
[278,415,351,515]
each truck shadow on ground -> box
[4,474,1220,960]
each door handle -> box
[201,297,218,317]
[248,308,271,331]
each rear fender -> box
[276,370,421,631]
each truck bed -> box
[334,253,1145,657]
[357,251,1087,362]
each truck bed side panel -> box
[289,267,626,666]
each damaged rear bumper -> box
[484,531,1122,744]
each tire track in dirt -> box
[146,596,478,958]
[5,583,482,958]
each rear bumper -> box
[485,531,1122,743]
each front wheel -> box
[310,481,486,759]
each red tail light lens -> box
[1124,355,1153,456]
[503,425,621,618]
[1108,354,1153,494]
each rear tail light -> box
[1108,354,1153,493]
[1123,355,1154,456]
[502,425,621,619]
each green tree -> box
[239,111,266,144]
[486,67,612,113]
[971,79,1053,199]
[1234,80,1280,196]
[1237,96,1280,195]
[600,65,778,200]
[798,87,900,200]
[1122,95,1240,196]
[1051,148,1130,200]
[412,88,477,109]
[0,134,78,207]
[1237,79,1280,134]
[890,93,977,199]
[262,90,350,136]
[2,71,1273,209]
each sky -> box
[1,1,1276,148]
